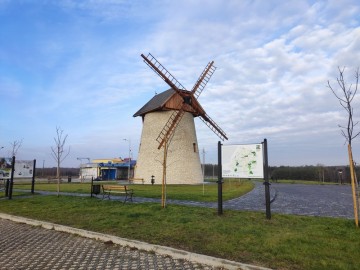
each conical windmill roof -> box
[133,88,206,118]
[133,89,174,117]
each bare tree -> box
[328,66,360,227]
[327,67,360,145]
[51,126,70,195]
[9,139,23,157]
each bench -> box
[129,178,144,184]
[102,185,134,203]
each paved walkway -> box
[0,218,214,270]
[224,182,354,219]
[0,214,268,270]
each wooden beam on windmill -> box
[199,113,228,141]
[189,61,227,140]
[141,53,186,95]
[191,61,216,99]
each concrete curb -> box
[0,213,271,270]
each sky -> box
[1,0,360,168]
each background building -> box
[79,158,135,181]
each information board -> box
[222,144,264,178]
[0,158,34,178]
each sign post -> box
[221,140,271,219]
[8,156,15,200]
[217,141,223,216]
[263,139,271,219]
[31,159,36,194]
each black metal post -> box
[5,179,9,197]
[91,176,94,197]
[31,159,36,194]
[8,156,15,200]
[263,139,271,219]
[217,141,223,216]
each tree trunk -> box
[57,147,60,196]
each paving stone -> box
[0,219,214,270]
[139,182,355,219]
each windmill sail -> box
[141,53,188,149]
[141,53,186,94]
[199,113,228,141]
[191,61,216,99]
[156,108,185,149]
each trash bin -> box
[68,176,72,183]
[92,180,101,195]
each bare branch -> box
[51,126,70,181]
[9,139,23,157]
[328,67,360,145]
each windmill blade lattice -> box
[156,108,185,149]
[141,53,186,93]
[191,61,216,99]
[199,113,228,141]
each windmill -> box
[133,53,228,189]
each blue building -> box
[79,158,136,181]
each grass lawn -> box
[13,179,254,202]
[0,195,359,270]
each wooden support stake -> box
[161,139,168,209]
[348,144,359,227]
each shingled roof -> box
[133,89,175,117]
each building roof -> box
[133,88,207,118]
[133,89,175,117]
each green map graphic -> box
[222,144,263,178]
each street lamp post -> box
[123,139,131,180]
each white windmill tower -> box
[133,53,228,185]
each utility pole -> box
[202,148,206,180]
[77,158,90,182]
[202,148,206,195]
[123,139,131,180]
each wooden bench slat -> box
[129,178,144,184]
[101,185,133,203]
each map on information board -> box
[222,144,264,178]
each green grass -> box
[14,179,254,202]
[1,195,359,270]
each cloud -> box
[1,0,360,167]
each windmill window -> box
[183,96,192,105]
[193,143,197,153]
